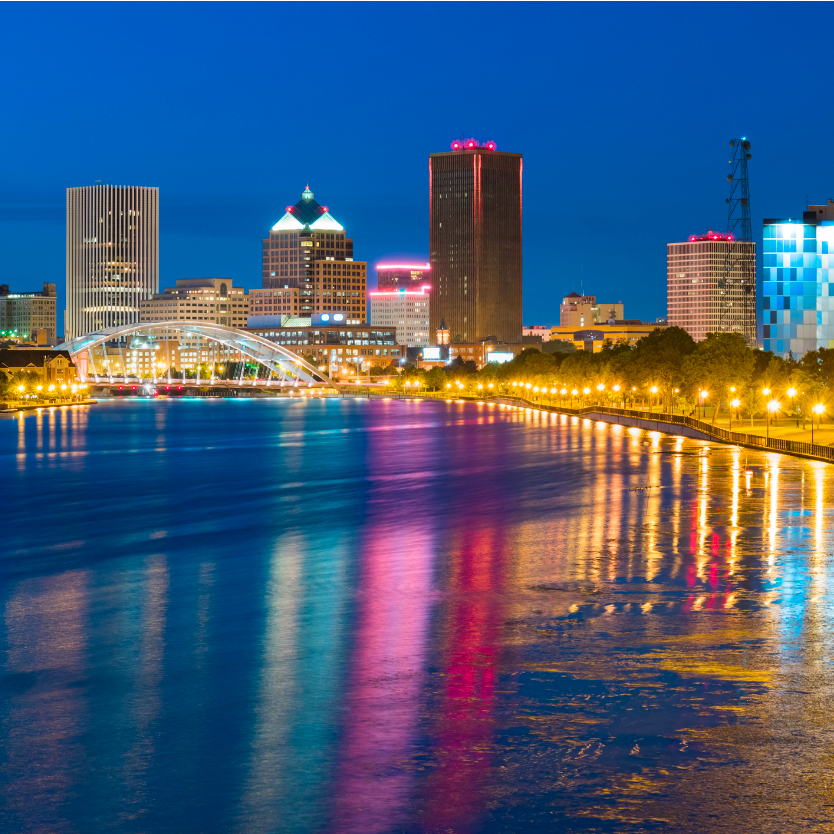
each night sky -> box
[1,2,833,332]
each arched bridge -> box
[56,321,337,390]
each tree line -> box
[394,328,834,426]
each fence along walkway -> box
[387,391,834,464]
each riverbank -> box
[389,391,834,464]
[0,398,97,415]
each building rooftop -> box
[271,185,344,232]
[686,231,735,241]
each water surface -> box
[2,398,833,832]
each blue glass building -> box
[762,201,834,358]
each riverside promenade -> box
[384,391,834,465]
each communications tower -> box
[719,138,756,345]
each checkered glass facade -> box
[762,220,834,357]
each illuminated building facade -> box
[762,201,834,358]
[0,283,58,341]
[559,293,623,328]
[245,322,404,377]
[429,140,522,344]
[667,231,755,343]
[140,278,249,327]
[369,285,431,347]
[550,321,667,352]
[66,184,159,340]
[377,263,430,290]
[138,278,249,372]
[263,185,367,323]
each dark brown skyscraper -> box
[429,140,522,344]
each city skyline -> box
[5,5,834,330]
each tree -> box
[630,326,696,410]
[543,340,577,355]
[424,366,447,391]
[682,332,755,424]
[447,355,477,375]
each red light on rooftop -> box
[452,142,460,149]
[468,141,475,147]
[321,206,328,212]
[286,206,293,212]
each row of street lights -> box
[13,382,89,402]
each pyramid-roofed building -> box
[257,185,367,325]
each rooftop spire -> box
[302,184,313,201]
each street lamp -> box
[730,397,740,429]
[812,403,825,444]
[767,399,781,441]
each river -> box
[1,398,833,833]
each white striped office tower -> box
[66,184,159,340]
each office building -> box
[138,278,249,372]
[0,283,58,341]
[139,278,249,327]
[263,186,367,321]
[369,284,431,347]
[245,322,404,378]
[667,230,756,343]
[762,201,834,358]
[66,184,159,340]
[377,263,431,290]
[550,321,667,353]
[429,140,522,344]
[559,293,623,328]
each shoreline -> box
[0,398,98,416]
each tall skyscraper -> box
[263,185,367,323]
[762,200,834,358]
[667,231,756,343]
[66,184,159,340]
[429,140,522,344]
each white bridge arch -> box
[56,321,337,389]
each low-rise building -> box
[139,278,249,327]
[0,283,58,342]
[138,278,250,370]
[522,325,552,342]
[549,320,666,352]
[559,293,624,328]
[369,285,431,347]
[0,349,75,385]
[246,322,404,379]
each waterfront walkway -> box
[386,391,834,465]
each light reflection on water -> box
[2,398,834,833]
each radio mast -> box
[719,138,756,345]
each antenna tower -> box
[719,138,755,345]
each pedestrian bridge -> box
[56,321,337,389]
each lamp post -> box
[650,385,658,413]
[730,398,740,429]
[767,400,780,441]
[812,403,825,444]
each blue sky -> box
[1,2,833,331]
